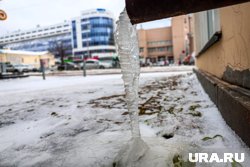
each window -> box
[139,47,144,53]
[148,48,156,53]
[167,46,173,52]
[207,10,220,38]
[158,47,167,52]
[147,40,172,46]
[86,60,95,64]
[194,9,220,53]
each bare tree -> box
[48,41,72,67]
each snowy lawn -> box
[0,72,249,167]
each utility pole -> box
[82,55,86,77]
[83,23,91,77]
[40,59,46,80]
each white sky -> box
[0,0,171,36]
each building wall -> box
[195,2,250,88]
[0,52,55,68]
[138,15,193,64]
[172,15,192,63]
[138,27,173,63]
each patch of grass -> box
[178,108,183,112]
[175,97,182,102]
[172,154,196,167]
[163,96,170,102]
[188,104,201,111]
[167,106,176,115]
[144,120,150,126]
[202,134,224,141]
[187,111,202,117]
[231,158,243,167]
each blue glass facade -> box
[4,34,72,58]
[81,17,114,47]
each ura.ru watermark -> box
[189,153,245,163]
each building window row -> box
[148,46,173,53]
[0,25,70,41]
[82,40,114,47]
[74,49,115,56]
[147,40,172,46]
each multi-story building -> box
[138,27,173,64]
[138,15,193,64]
[71,9,115,58]
[0,22,72,57]
[0,9,115,59]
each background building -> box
[0,22,72,58]
[0,9,115,60]
[138,15,193,64]
[138,27,173,64]
[0,49,55,69]
[72,9,115,58]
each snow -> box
[0,71,249,167]
[0,49,49,56]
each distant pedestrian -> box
[178,60,181,66]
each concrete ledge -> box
[194,69,250,147]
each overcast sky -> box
[0,0,171,36]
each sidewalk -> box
[0,72,249,166]
[29,66,194,77]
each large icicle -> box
[115,9,141,139]
[113,9,148,167]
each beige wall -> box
[138,29,148,58]
[172,15,192,63]
[138,27,173,62]
[138,15,193,64]
[0,52,55,68]
[196,2,250,78]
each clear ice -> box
[115,9,141,139]
[114,9,149,167]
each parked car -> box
[99,61,113,69]
[80,59,112,69]
[57,62,80,71]
[182,55,195,65]
[6,63,15,73]
[157,60,169,66]
[25,64,39,72]
[13,64,29,73]
[50,65,58,71]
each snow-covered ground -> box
[0,72,249,167]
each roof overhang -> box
[125,0,250,24]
